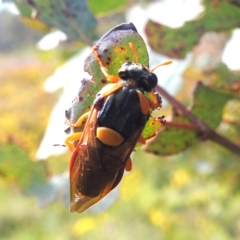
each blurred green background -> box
[1,0,240,239]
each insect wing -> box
[69,107,102,213]
[69,107,144,213]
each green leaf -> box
[141,117,163,141]
[88,0,127,15]
[14,0,97,43]
[145,1,240,59]
[13,2,32,17]
[213,63,240,86]
[192,82,234,128]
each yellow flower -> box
[149,209,165,227]
[72,217,96,236]
[171,169,189,188]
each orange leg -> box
[136,90,160,115]
[64,132,83,152]
[125,157,132,171]
[65,111,89,152]
[68,111,89,128]
[137,90,162,115]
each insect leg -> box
[125,157,132,171]
[136,91,154,114]
[68,111,89,128]
[65,111,89,152]
[136,90,162,115]
[64,132,83,152]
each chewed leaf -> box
[15,0,97,42]
[69,23,163,142]
[70,23,148,123]
[70,23,148,124]
[83,23,163,140]
[146,82,235,155]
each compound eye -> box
[141,73,158,92]
[148,73,158,89]
[118,70,128,80]
[118,62,132,80]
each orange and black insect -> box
[64,43,171,213]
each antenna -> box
[150,61,172,72]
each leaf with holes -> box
[69,23,147,127]
[68,22,161,141]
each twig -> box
[165,121,199,130]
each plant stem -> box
[165,121,199,130]
[208,128,240,155]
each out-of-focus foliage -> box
[0,51,60,157]
[0,10,45,52]
[1,0,240,239]
[145,1,240,59]
[12,0,127,44]
[88,0,127,15]
[13,0,97,43]
[1,147,240,240]
[0,140,46,189]
[191,82,235,128]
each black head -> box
[118,62,158,92]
